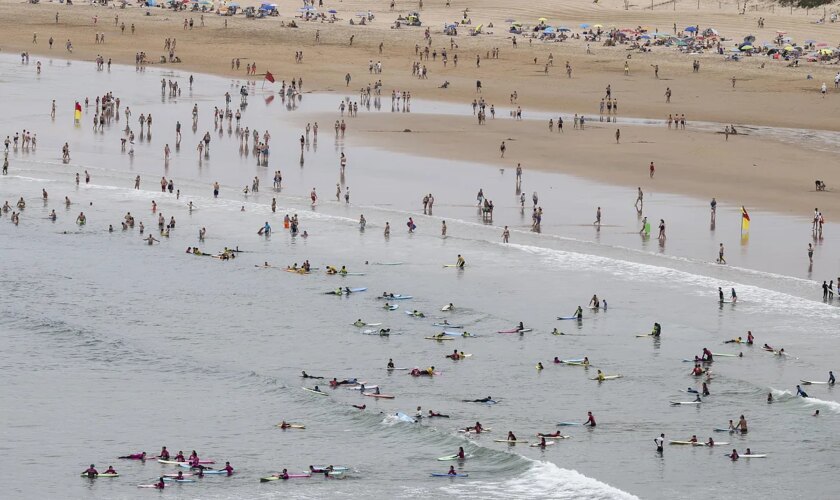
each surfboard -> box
[364,393,395,399]
[800,380,828,385]
[386,367,409,371]
[710,353,739,357]
[669,440,697,445]
[441,304,453,311]
[493,439,529,444]
[384,305,399,310]
[670,401,701,405]
[405,311,425,317]
[433,323,463,328]
[431,473,468,477]
[529,441,556,448]
[302,387,327,396]
[425,336,453,340]
[539,435,570,439]
[275,424,306,429]
[592,375,622,381]
[557,422,583,426]
[437,454,471,461]
[557,316,581,321]
[260,474,311,482]
[81,473,119,477]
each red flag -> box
[264,71,275,83]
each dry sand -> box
[0,0,838,214]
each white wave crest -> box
[441,458,639,500]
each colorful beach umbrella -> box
[684,26,697,32]
[580,23,589,28]
[538,17,548,22]
[328,9,337,13]
[557,27,570,32]
[593,24,603,28]
[740,45,753,51]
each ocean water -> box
[1,55,838,499]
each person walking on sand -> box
[649,162,655,178]
[665,87,671,103]
[615,128,620,144]
[500,141,506,158]
[718,243,726,264]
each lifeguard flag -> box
[264,71,275,83]
[74,101,82,122]
[741,206,750,233]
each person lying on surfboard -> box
[118,452,146,460]
[301,371,324,379]
[538,431,562,437]
[279,421,291,429]
[428,410,449,418]
[352,404,366,410]
[463,396,493,403]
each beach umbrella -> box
[817,42,828,47]
[593,24,603,28]
[740,45,753,51]
[640,34,651,39]
[744,35,756,43]
[328,9,337,13]
[558,26,570,31]
[783,45,794,51]
[820,48,834,55]
[684,26,697,32]
[579,23,589,28]
[804,39,816,44]
[538,17,548,22]
[544,27,555,34]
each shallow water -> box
[1,55,838,499]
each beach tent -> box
[557,26,570,32]
[543,27,555,34]
[328,9,337,13]
[684,26,697,32]
[145,0,156,5]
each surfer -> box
[735,415,748,433]
[103,466,117,475]
[465,422,483,433]
[301,371,324,379]
[456,254,466,268]
[596,369,606,381]
[447,466,458,476]
[155,477,166,489]
[702,382,710,396]
[652,323,661,337]
[731,288,737,303]
[539,431,563,438]
[536,362,544,370]
[535,437,548,448]
[588,295,599,308]
[718,287,724,302]
[574,306,583,319]
[159,447,170,460]
[457,446,466,459]
[829,371,835,385]
[223,462,234,476]
[352,404,366,410]
[654,434,664,452]
[747,331,754,344]
[795,385,809,398]
[553,357,562,363]
[706,438,715,447]
[767,392,773,403]
[584,411,596,427]
[702,348,713,362]
[729,449,739,461]
[174,451,185,462]
[464,396,493,403]
[507,431,517,441]
[724,337,742,344]
[118,452,146,460]
[517,321,526,331]
[82,464,99,478]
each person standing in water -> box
[718,243,726,264]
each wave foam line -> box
[442,458,639,500]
